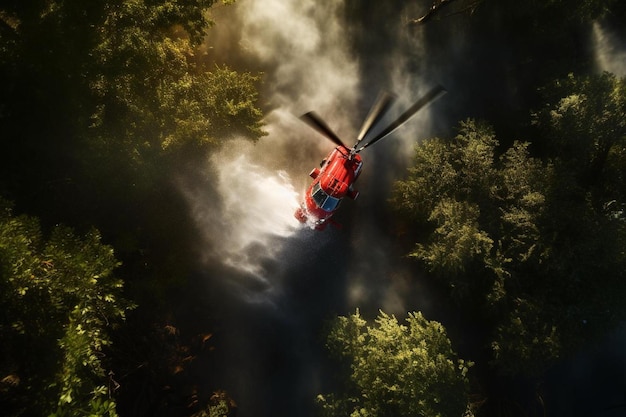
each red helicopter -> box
[295,85,446,230]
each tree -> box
[0,0,266,226]
[0,199,132,416]
[533,72,626,206]
[191,391,237,417]
[0,0,266,346]
[391,100,626,376]
[0,2,264,414]
[0,1,264,415]
[523,72,626,367]
[88,0,266,157]
[391,120,542,282]
[318,310,473,417]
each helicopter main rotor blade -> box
[355,91,396,145]
[356,85,446,152]
[300,111,347,148]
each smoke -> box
[591,20,626,76]
[180,139,301,291]
[177,1,453,415]
[181,0,362,298]
[189,1,447,309]
[238,0,359,100]
[337,4,446,318]
[238,0,361,163]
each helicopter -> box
[294,85,446,230]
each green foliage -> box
[0,2,264,413]
[392,120,548,283]
[0,0,266,370]
[319,310,473,417]
[534,72,626,203]
[392,75,626,375]
[412,198,493,278]
[490,298,561,377]
[0,0,265,225]
[497,141,548,265]
[0,200,132,416]
[189,390,236,417]
[90,1,267,157]
[392,120,498,220]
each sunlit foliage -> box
[0,1,265,413]
[0,1,267,414]
[318,310,473,417]
[392,120,550,283]
[89,1,266,156]
[0,200,132,416]
[392,74,626,375]
[534,72,626,207]
[0,0,265,220]
[190,390,236,417]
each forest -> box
[1,0,625,416]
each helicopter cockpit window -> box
[311,183,340,212]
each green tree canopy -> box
[0,0,265,225]
[318,310,472,417]
[0,0,267,312]
[533,72,626,207]
[391,120,550,282]
[0,200,132,416]
[391,74,626,375]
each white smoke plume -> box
[183,0,447,313]
[182,0,362,300]
[238,0,362,175]
[181,139,300,274]
[592,20,626,76]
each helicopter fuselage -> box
[295,146,363,229]
[294,85,445,230]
